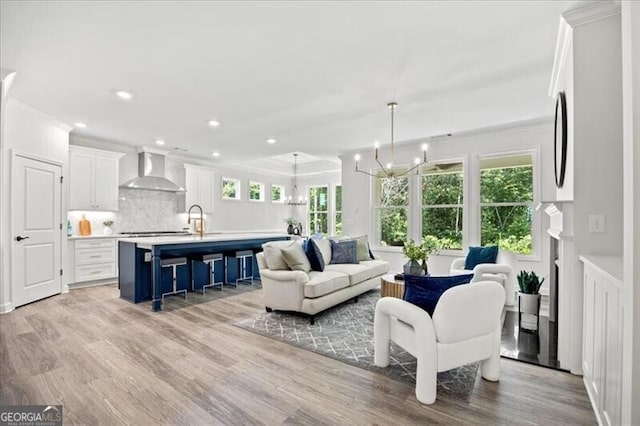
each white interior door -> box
[11,154,62,307]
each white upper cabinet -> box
[179,164,215,213]
[69,146,124,211]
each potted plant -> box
[517,270,545,332]
[102,220,114,235]
[402,239,427,276]
[420,235,448,274]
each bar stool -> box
[161,257,188,303]
[191,253,224,294]
[226,250,254,286]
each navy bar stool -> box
[191,253,224,294]
[225,250,254,286]
[161,257,188,303]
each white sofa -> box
[256,239,389,324]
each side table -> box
[380,273,404,299]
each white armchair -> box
[374,281,505,404]
[450,249,516,306]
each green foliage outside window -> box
[249,182,263,201]
[480,164,533,254]
[309,186,329,234]
[421,169,463,249]
[376,177,408,246]
[222,178,238,199]
[335,185,342,236]
[271,185,283,202]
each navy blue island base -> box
[118,233,290,311]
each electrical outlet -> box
[589,214,605,233]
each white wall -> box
[339,118,555,278]
[0,99,70,312]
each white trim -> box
[563,0,621,28]
[549,17,573,97]
[69,144,125,160]
[6,98,73,132]
[0,302,14,314]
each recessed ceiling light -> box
[74,122,87,128]
[267,138,276,144]
[115,91,133,100]
[208,120,220,127]
[212,152,220,157]
[155,139,165,146]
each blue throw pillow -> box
[330,240,358,264]
[464,245,499,270]
[305,239,325,272]
[403,274,474,316]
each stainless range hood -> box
[120,149,186,192]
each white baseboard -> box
[68,279,117,290]
[0,302,14,314]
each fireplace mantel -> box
[543,201,574,240]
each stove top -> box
[121,231,191,238]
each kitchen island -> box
[118,233,290,311]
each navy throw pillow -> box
[305,239,325,272]
[403,274,474,316]
[464,245,499,270]
[330,240,358,264]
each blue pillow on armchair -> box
[403,274,474,316]
[464,245,499,270]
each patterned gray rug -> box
[234,290,479,402]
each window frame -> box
[271,184,285,203]
[419,158,466,253]
[221,177,241,201]
[308,185,329,235]
[248,181,265,202]
[333,184,342,236]
[371,169,411,249]
[477,149,539,260]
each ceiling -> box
[0,1,577,175]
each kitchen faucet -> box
[187,204,204,237]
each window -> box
[374,175,409,246]
[249,181,264,202]
[308,186,328,234]
[334,185,342,236]
[271,184,284,203]
[222,177,241,200]
[480,154,533,254]
[421,162,464,249]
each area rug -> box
[234,290,479,402]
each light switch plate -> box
[589,214,605,233]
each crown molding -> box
[6,98,73,132]
[562,0,621,28]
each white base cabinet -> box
[581,255,623,426]
[72,239,118,284]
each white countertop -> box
[120,232,290,248]
[68,234,123,240]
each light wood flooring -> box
[0,283,596,425]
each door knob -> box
[15,236,30,241]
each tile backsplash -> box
[117,189,182,232]
[67,189,183,235]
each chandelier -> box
[286,153,308,206]
[354,102,428,178]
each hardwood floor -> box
[0,283,596,425]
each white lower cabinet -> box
[73,239,117,283]
[581,255,623,426]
